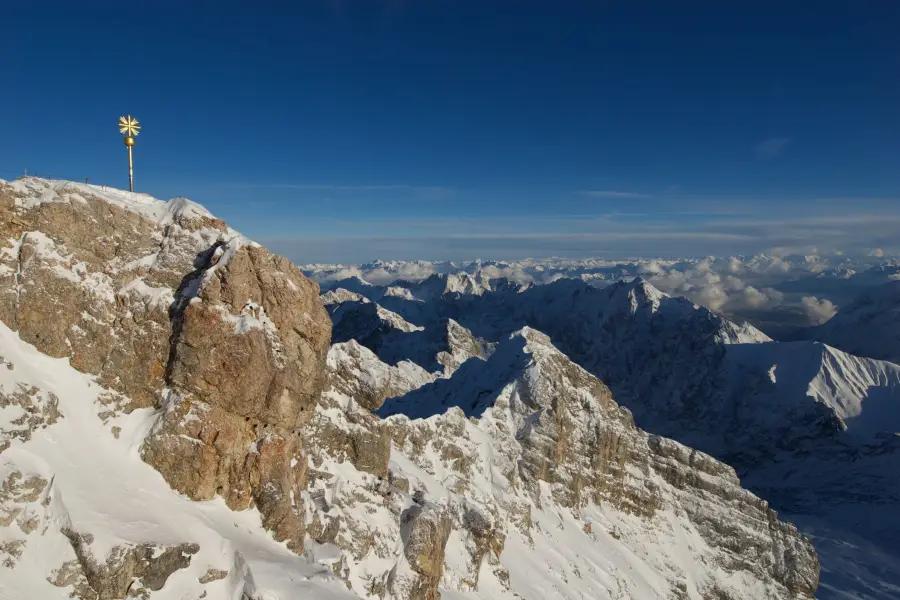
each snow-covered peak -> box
[727,340,900,443]
[608,276,667,313]
[443,271,494,296]
[321,287,369,306]
[379,325,587,420]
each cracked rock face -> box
[0,178,331,550]
[168,242,330,428]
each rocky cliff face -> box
[0,178,819,600]
[0,177,331,552]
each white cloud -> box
[801,296,838,324]
[478,264,536,285]
[727,257,743,273]
[724,275,746,291]
[741,286,784,309]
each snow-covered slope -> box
[4,177,222,229]
[802,280,900,364]
[0,322,353,600]
[325,275,900,459]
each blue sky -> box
[3,1,899,263]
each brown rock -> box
[248,433,308,551]
[302,393,392,478]
[389,505,452,600]
[198,568,228,584]
[0,179,333,552]
[168,243,330,428]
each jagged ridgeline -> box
[1,177,819,599]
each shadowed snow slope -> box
[802,280,900,365]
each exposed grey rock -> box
[198,568,228,584]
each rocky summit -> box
[0,178,820,599]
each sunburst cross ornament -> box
[118,115,141,137]
[117,115,141,192]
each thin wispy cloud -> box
[258,203,900,263]
[577,190,652,199]
[221,182,452,193]
[755,137,791,158]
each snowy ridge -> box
[308,327,818,599]
[726,341,900,443]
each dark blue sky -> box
[3,1,899,262]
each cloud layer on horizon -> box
[299,252,900,335]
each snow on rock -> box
[324,273,899,598]
[5,177,225,231]
[322,287,369,307]
[726,341,900,445]
[0,176,863,599]
[325,341,436,411]
[435,319,495,376]
[327,296,491,376]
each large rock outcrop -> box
[0,177,331,549]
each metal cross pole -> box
[117,115,141,192]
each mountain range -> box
[1,177,898,599]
